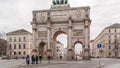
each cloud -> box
[0,0,120,40]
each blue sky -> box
[0,0,120,40]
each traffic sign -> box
[97,44,102,48]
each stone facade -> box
[92,23,120,58]
[6,29,32,59]
[31,4,91,60]
[0,39,7,56]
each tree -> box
[65,0,68,4]
[56,0,59,4]
[53,0,57,5]
[0,31,6,39]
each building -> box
[90,40,95,57]
[31,0,91,60]
[92,23,120,58]
[0,39,7,56]
[6,29,32,59]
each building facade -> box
[31,0,91,60]
[92,23,120,58]
[6,29,32,59]
[0,39,7,56]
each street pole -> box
[97,43,102,68]
[98,48,101,68]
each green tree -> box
[61,0,64,4]
[53,0,57,5]
[57,0,60,4]
[65,0,68,4]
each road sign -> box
[97,44,102,48]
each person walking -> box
[39,55,42,63]
[60,56,62,60]
[25,55,30,65]
[47,55,51,63]
[35,55,38,64]
[31,55,35,64]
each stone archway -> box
[31,2,91,60]
[52,30,68,59]
[74,41,83,60]
[38,42,47,58]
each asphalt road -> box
[0,58,119,68]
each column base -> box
[47,49,51,56]
[82,48,90,60]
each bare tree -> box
[0,31,6,39]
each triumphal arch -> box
[31,0,91,60]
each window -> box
[109,40,111,44]
[19,37,21,42]
[109,29,111,32]
[19,44,21,49]
[14,51,16,55]
[109,52,111,56]
[10,51,12,55]
[115,35,117,38]
[9,44,12,49]
[14,37,16,42]
[14,44,16,49]
[9,37,12,42]
[23,37,26,41]
[18,51,21,55]
[109,46,111,49]
[23,44,26,49]
[23,51,26,55]
[115,29,116,32]
[109,35,111,38]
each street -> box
[0,58,120,68]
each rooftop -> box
[106,23,120,29]
[6,29,32,35]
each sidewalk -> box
[103,63,120,68]
[14,60,67,68]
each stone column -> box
[47,27,51,50]
[83,20,90,60]
[47,16,52,57]
[32,23,37,47]
[67,18,73,60]
[32,23,38,55]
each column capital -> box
[47,27,51,30]
[68,26,72,29]
[84,25,89,28]
[33,28,37,31]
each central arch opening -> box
[39,42,47,58]
[74,41,83,60]
[53,31,68,60]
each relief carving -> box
[73,29,83,36]
[38,31,47,37]
[36,12,48,23]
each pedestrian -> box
[35,55,38,64]
[72,56,74,60]
[25,55,30,65]
[7,54,10,60]
[75,56,77,61]
[60,56,62,60]
[47,55,51,63]
[31,55,35,64]
[39,55,42,63]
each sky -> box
[0,0,120,40]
